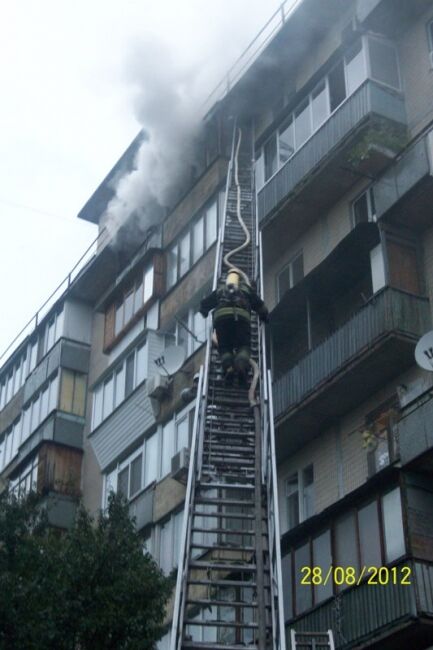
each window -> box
[179,232,191,277]
[167,245,178,288]
[382,488,405,562]
[125,353,135,398]
[294,543,312,614]
[166,298,210,361]
[144,431,158,486]
[9,455,39,498]
[312,531,332,603]
[91,339,148,429]
[161,419,175,477]
[345,38,367,95]
[205,202,218,249]
[166,197,219,290]
[277,252,304,299]
[358,501,382,567]
[353,187,376,226]
[193,216,204,264]
[264,136,278,181]
[294,98,312,149]
[111,263,155,341]
[284,463,314,531]
[286,473,299,530]
[311,81,329,130]
[279,117,295,165]
[329,61,347,112]
[59,369,86,416]
[158,510,184,574]
[368,36,400,89]
[335,512,359,577]
[370,243,386,294]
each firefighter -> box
[199,270,269,384]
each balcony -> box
[273,288,430,458]
[258,80,406,237]
[287,559,433,649]
[374,130,433,232]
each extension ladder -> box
[170,120,286,650]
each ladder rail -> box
[171,120,287,650]
[265,368,287,650]
[213,119,238,291]
[170,366,205,650]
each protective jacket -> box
[200,281,269,323]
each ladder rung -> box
[186,598,262,608]
[192,510,260,520]
[187,579,257,588]
[184,618,259,629]
[190,542,255,552]
[197,482,255,490]
[195,498,255,507]
[191,527,259,536]
[189,561,257,571]
[182,642,258,650]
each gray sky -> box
[0,0,291,360]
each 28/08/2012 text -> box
[300,566,411,587]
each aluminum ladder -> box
[170,121,286,650]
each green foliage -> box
[0,491,171,650]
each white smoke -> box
[103,35,205,239]
[102,0,291,241]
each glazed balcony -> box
[287,559,433,649]
[273,287,430,458]
[258,79,406,239]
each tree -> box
[0,491,172,650]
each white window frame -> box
[91,337,148,430]
[365,33,402,92]
[284,463,315,531]
[277,251,304,300]
[352,186,376,227]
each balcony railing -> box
[257,79,406,224]
[287,560,433,648]
[273,288,430,420]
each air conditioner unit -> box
[146,374,170,400]
[171,447,190,484]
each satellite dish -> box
[415,331,433,371]
[154,345,186,376]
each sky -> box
[0,0,292,362]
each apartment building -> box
[2,0,433,648]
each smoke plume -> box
[102,35,206,240]
[102,1,292,242]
